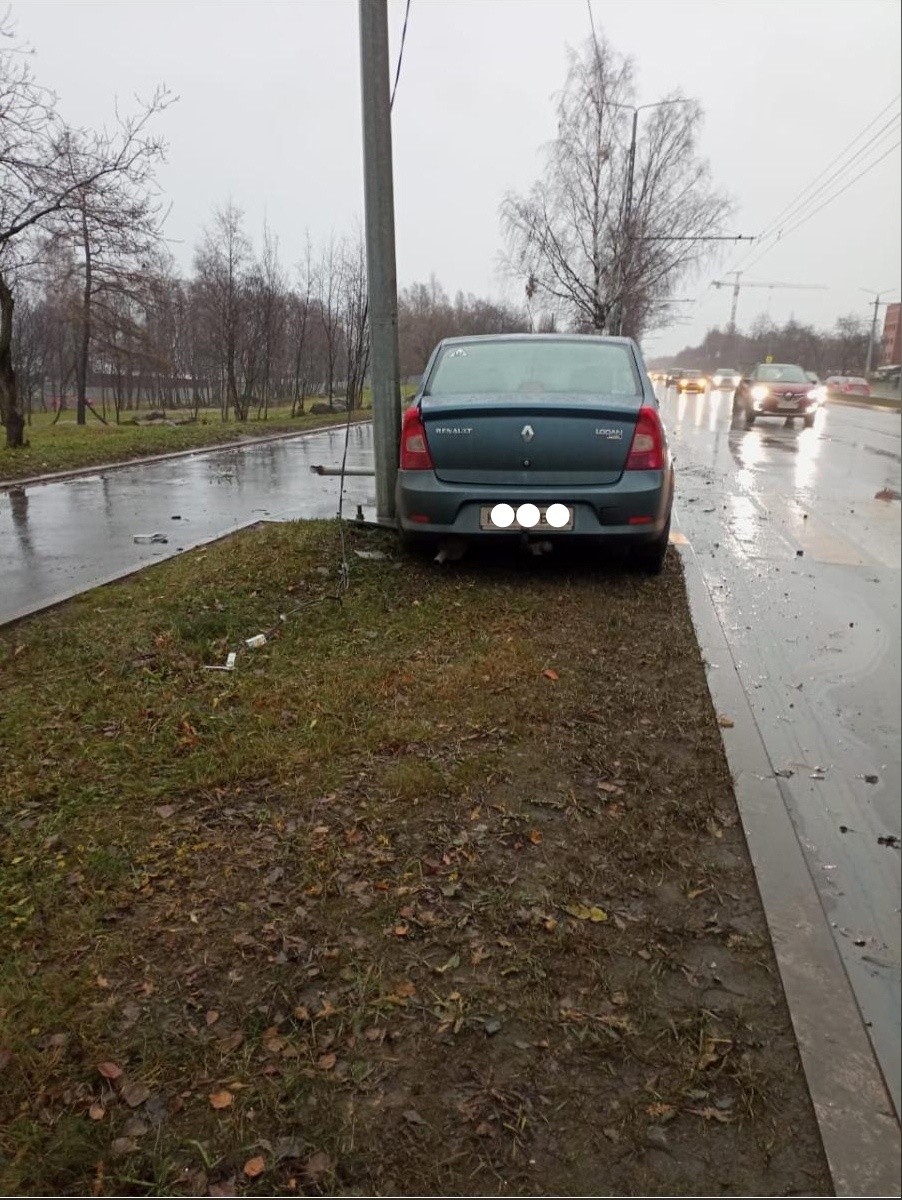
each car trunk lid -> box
[419,394,643,486]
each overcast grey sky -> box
[19,0,902,357]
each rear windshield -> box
[752,364,809,383]
[425,340,641,397]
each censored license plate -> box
[479,505,574,532]
[777,399,801,410]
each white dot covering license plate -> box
[479,505,575,531]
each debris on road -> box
[863,774,879,784]
[133,533,168,544]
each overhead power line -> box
[721,93,901,280]
[752,94,900,246]
[389,0,412,110]
[739,138,900,275]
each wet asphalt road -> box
[0,424,375,624]
[1,392,899,1117]
[660,385,901,1118]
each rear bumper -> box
[396,468,674,542]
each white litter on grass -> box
[202,652,237,672]
[354,549,386,560]
[245,634,267,649]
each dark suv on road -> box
[733,363,824,428]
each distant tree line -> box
[10,217,530,426]
[653,313,873,377]
[3,11,729,448]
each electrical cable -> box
[751,96,900,246]
[738,138,901,276]
[721,94,901,280]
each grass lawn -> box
[0,405,372,485]
[0,524,831,1197]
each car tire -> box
[632,519,671,576]
[803,413,816,428]
[744,408,756,428]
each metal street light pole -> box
[861,287,896,377]
[359,0,402,523]
[612,98,691,337]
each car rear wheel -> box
[803,413,816,428]
[744,408,756,428]
[632,519,671,576]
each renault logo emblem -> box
[521,424,535,442]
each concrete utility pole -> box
[358,0,402,523]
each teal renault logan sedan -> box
[395,334,674,574]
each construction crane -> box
[712,271,828,332]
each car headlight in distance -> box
[516,503,540,528]
[490,503,515,528]
[751,384,769,402]
[545,503,570,528]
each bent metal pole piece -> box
[310,465,376,476]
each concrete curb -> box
[677,538,901,1197]
[0,416,372,492]
[0,519,271,629]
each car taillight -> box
[625,407,665,471]
[399,405,434,470]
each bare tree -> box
[0,13,172,446]
[340,234,369,411]
[315,237,344,407]
[193,202,250,419]
[500,32,731,340]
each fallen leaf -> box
[243,1156,266,1178]
[209,1090,234,1110]
[563,903,608,923]
[205,1010,220,1026]
[97,1061,123,1080]
[717,715,735,728]
[434,952,460,975]
[392,924,410,937]
[543,917,558,932]
[154,805,175,819]
[218,1030,244,1053]
[542,668,560,681]
[403,1108,427,1126]
[596,781,624,794]
[317,1053,337,1071]
[646,1102,676,1121]
[688,1105,733,1123]
[304,1150,334,1183]
[122,1118,149,1137]
[294,1005,311,1021]
[88,1103,106,1121]
[120,1081,151,1108]
[528,830,542,844]
[110,1137,137,1158]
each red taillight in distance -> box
[400,405,434,470]
[625,406,666,471]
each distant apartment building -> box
[883,302,901,366]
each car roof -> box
[436,333,637,348]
